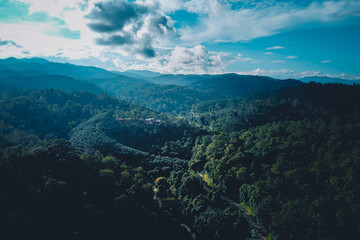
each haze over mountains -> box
[2,57,357,113]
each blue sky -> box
[0,0,359,79]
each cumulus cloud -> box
[86,1,148,33]
[112,45,225,74]
[272,60,284,63]
[266,46,284,50]
[86,0,176,58]
[286,56,298,59]
[162,45,224,73]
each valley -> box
[0,58,359,240]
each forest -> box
[0,59,359,240]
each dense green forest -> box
[188,82,360,132]
[0,87,210,240]
[186,119,360,239]
[87,75,216,113]
[1,59,359,240]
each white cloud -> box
[112,58,123,68]
[17,0,78,17]
[178,0,360,44]
[236,68,360,80]
[272,60,284,63]
[164,45,223,73]
[286,56,298,59]
[99,56,109,62]
[236,68,295,78]
[321,60,332,63]
[264,52,273,55]
[17,0,89,32]
[112,45,226,74]
[0,0,105,60]
[266,46,284,50]
[85,0,177,58]
[237,53,251,61]
[298,70,360,80]
[0,22,102,60]
[145,0,184,12]
[0,43,27,59]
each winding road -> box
[153,171,266,240]
[198,171,266,240]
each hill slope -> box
[0,75,103,94]
[0,57,117,80]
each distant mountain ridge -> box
[0,57,117,80]
[0,57,307,113]
[0,74,104,94]
[189,73,301,97]
[300,76,360,85]
[11,58,360,114]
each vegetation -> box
[1,60,359,240]
[188,119,360,239]
[89,76,216,113]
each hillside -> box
[0,75,103,94]
[0,87,212,240]
[118,70,162,79]
[190,74,301,97]
[1,82,360,240]
[86,75,215,113]
[174,82,360,239]
[1,60,360,240]
[0,58,303,114]
[188,82,360,132]
[149,74,214,86]
[70,111,204,160]
[0,57,117,80]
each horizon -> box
[3,56,360,82]
[0,0,360,80]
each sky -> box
[0,0,360,79]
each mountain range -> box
[0,57,358,114]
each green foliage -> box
[191,119,360,239]
[0,87,203,240]
[0,88,136,139]
[1,78,360,240]
[89,76,216,113]
[0,75,103,94]
[0,139,194,240]
[189,82,360,133]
